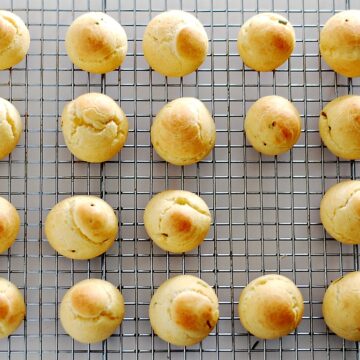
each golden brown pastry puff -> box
[65,12,127,74]
[149,275,219,346]
[0,10,30,70]
[143,10,208,77]
[60,279,125,343]
[238,274,304,339]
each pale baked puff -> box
[238,274,304,339]
[149,275,219,346]
[0,277,26,339]
[237,13,295,72]
[320,10,360,78]
[0,196,20,254]
[143,10,208,77]
[0,97,22,160]
[45,196,118,260]
[323,272,360,341]
[151,97,216,165]
[60,279,125,344]
[244,95,301,156]
[319,95,360,160]
[65,12,127,74]
[61,93,128,163]
[320,180,360,245]
[144,190,211,253]
[0,10,30,70]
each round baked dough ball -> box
[151,97,216,165]
[149,275,219,346]
[0,10,30,70]
[65,12,127,74]
[237,13,295,72]
[238,274,304,339]
[319,95,360,159]
[320,10,360,78]
[320,180,360,245]
[45,195,118,260]
[60,279,125,343]
[244,95,301,155]
[143,10,208,77]
[0,197,20,254]
[0,277,25,338]
[144,190,211,253]
[323,271,360,341]
[0,98,22,160]
[61,93,128,163]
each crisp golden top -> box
[239,274,304,339]
[143,10,208,77]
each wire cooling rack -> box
[0,0,359,358]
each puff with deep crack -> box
[61,93,128,163]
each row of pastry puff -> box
[0,93,215,166]
[60,93,216,165]
[2,8,360,79]
[63,9,360,78]
[62,9,360,78]
[2,90,360,164]
[43,190,211,260]
[0,268,359,345]
[0,10,31,342]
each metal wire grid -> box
[0,0,359,358]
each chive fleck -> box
[278,19,288,25]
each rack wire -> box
[0,0,359,358]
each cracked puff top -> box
[320,180,360,245]
[0,97,22,160]
[0,10,30,70]
[323,271,360,341]
[149,275,219,346]
[319,95,360,160]
[151,97,216,166]
[143,10,208,77]
[0,278,25,339]
[65,12,127,74]
[61,93,128,163]
[45,195,118,260]
[144,190,211,253]
[244,95,301,156]
[238,274,304,340]
[60,279,125,343]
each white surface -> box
[0,0,359,358]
